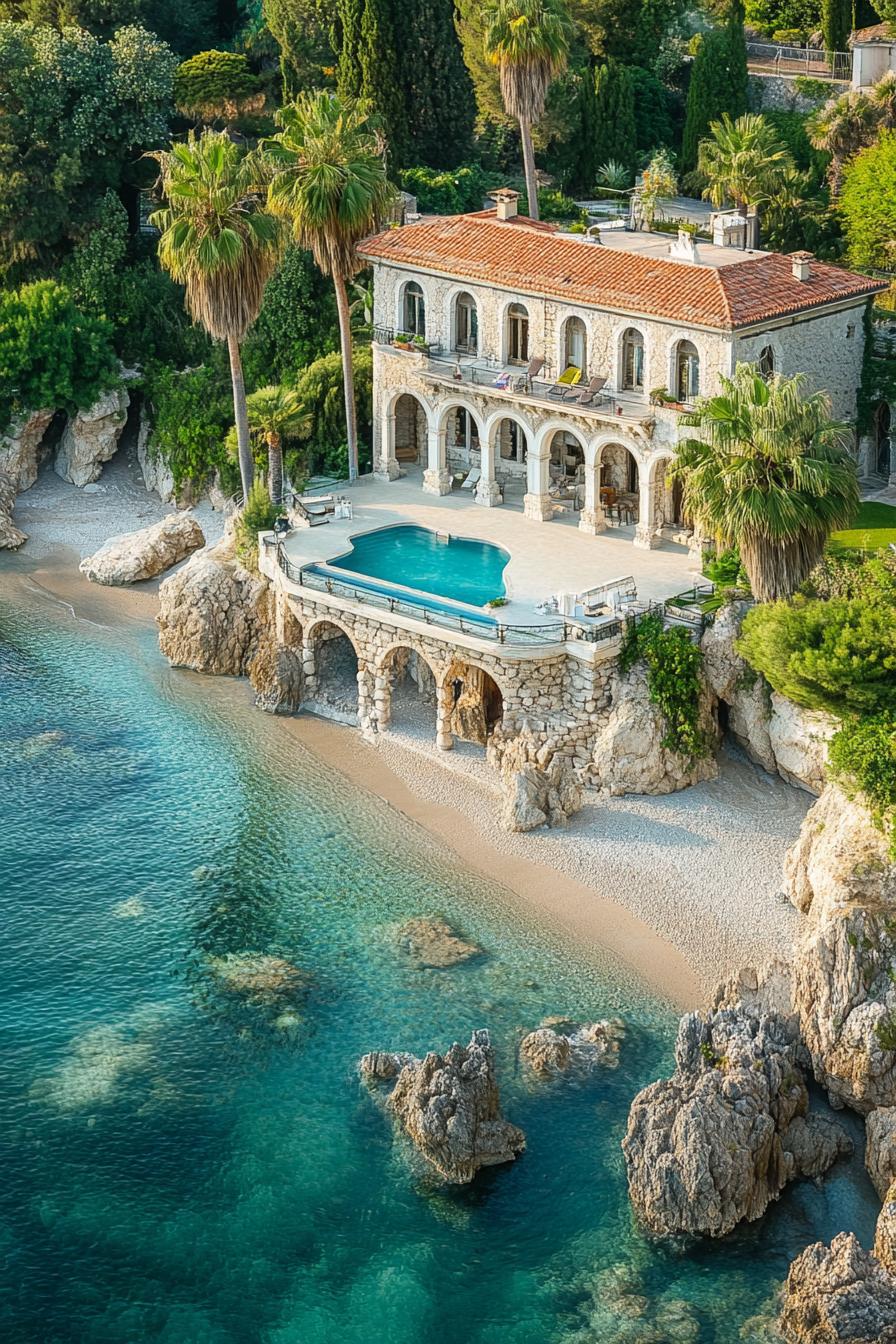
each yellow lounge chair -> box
[548,366,583,398]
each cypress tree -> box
[405,0,476,167]
[681,16,748,174]
[335,0,364,98]
[822,0,851,56]
[726,0,748,118]
[592,58,636,178]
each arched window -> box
[506,303,529,364]
[757,345,775,380]
[454,292,478,353]
[402,282,426,338]
[674,340,700,403]
[563,316,587,371]
[621,328,645,391]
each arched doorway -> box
[379,646,439,737]
[548,429,585,494]
[494,416,529,501]
[599,443,640,526]
[652,457,685,529]
[308,622,359,722]
[444,404,481,474]
[393,393,427,465]
[443,662,503,748]
[876,402,892,478]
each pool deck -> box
[279,469,700,624]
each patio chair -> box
[548,366,582,399]
[461,467,481,490]
[570,375,608,406]
[514,356,545,392]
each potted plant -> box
[412,334,430,353]
[650,386,674,406]
[393,331,413,351]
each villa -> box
[261,197,884,764]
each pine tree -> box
[592,58,636,178]
[405,0,476,166]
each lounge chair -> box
[288,496,330,528]
[570,375,608,406]
[514,356,545,392]
[548,366,583,398]
[461,467,481,490]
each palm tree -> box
[697,114,793,242]
[808,72,896,193]
[244,384,311,505]
[673,364,859,602]
[483,0,571,223]
[265,92,393,482]
[150,130,283,500]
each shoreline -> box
[0,535,808,1010]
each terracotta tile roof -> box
[359,212,885,331]
[852,22,896,43]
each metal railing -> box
[746,41,850,81]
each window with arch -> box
[674,340,700,403]
[757,345,775,380]
[563,316,587,371]
[621,328,645,391]
[402,282,426,338]
[454,292,478,353]
[506,303,529,364]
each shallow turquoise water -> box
[0,580,879,1344]
[328,524,509,607]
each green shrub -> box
[738,593,896,717]
[242,245,337,386]
[174,50,262,121]
[399,164,489,215]
[829,713,896,855]
[236,479,279,569]
[619,613,709,760]
[144,359,239,494]
[0,280,119,430]
[287,346,373,479]
[794,76,833,103]
[703,548,745,587]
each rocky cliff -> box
[0,470,26,550]
[55,388,129,487]
[778,1232,896,1342]
[0,408,54,492]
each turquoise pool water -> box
[0,576,879,1343]
[327,524,509,607]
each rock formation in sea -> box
[80,513,205,585]
[701,602,836,794]
[866,1109,896,1199]
[622,1004,851,1238]
[519,1018,624,1075]
[0,470,26,549]
[359,1029,525,1184]
[394,915,483,968]
[487,722,583,831]
[55,387,129,487]
[207,952,308,1001]
[778,1232,896,1343]
[588,663,719,796]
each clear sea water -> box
[327,523,509,607]
[0,578,879,1344]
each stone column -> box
[375,406,401,481]
[357,662,377,737]
[436,680,454,751]
[302,642,317,699]
[373,668,391,730]
[578,461,605,535]
[474,432,502,506]
[633,467,658,549]
[422,423,451,495]
[523,451,553,521]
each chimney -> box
[791,250,813,281]
[670,228,700,263]
[489,188,520,222]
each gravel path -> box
[376,693,807,992]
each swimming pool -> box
[323,524,509,608]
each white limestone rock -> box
[866,1109,896,1200]
[0,407,54,490]
[589,664,718,796]
[157,537,267,677]
[136,406,176,503]
[622,1005,851,1239]
[778,1232,896,1343]
[768,691,836,795]
[782,785,894,922]
[55,387,128,487]
[0,470,26,549]
[875,1182,896,1276]
[488,722,583,831]
[80,513,205,586]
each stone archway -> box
[306,620,360,722]
[440,661,504,750]
[651,455,685,528]
[393,393,427,464]
[377,645,440,738]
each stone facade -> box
[735,305,867,423]
[748,72,849,115]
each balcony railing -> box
[276,544,583,647]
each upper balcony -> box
[372,328,657,433]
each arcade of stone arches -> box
[381,390,687,550]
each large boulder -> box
[520,1018,624,1075]
[488,722,583,831]
[0,469,26,549]
[0,407,54,491]
[80,513,205,586]
[363,1029,525,1184]
[768,692,836,796]
[783,786,896,1113]
[876,1183,896,1276]
[778,1232,896,1343]
[866,1109,896,1200]
[157,536,268,677]
[55,387,128,487]
[588,664,718,796]
[622,1005,850,1239]
[136,405,176,504]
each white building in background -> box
[851,23,896,88]
[358,192,884,549]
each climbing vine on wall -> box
[619,613,709,762]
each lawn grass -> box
[829,502,896,554]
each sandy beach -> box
[1,462,809,1009]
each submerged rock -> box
[778,1232,896,1343]
[55,387,129,487]
[80,514,205,586]
[395,916,482,968]
[32,1022,154,1111]
[622,1006,850,1239]
[207,953,308,1000]
[363,1029,525,1184]
[520,1018,624,1075]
